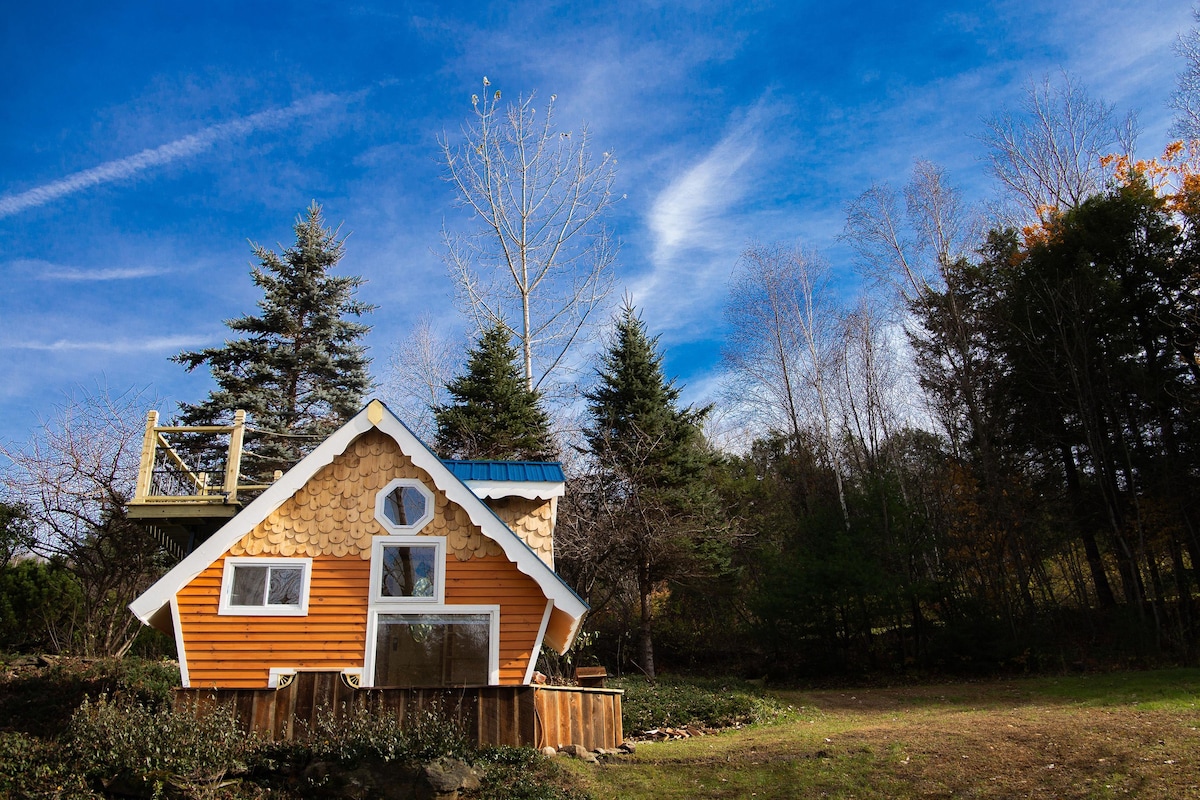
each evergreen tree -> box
[175,202,374,481]
[434,325,556,461]
[579,301,718,678]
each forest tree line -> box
[2,30,1200,679]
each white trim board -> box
[465,480,565,500]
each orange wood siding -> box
[445,553,548,684]
[178,553,370,689]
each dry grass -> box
[576,669,1200,799]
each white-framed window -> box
[363,606,500,687]
[218,557,312,616]
[375,478,435,533]
[370,536,446,604]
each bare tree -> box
[844,162,988,455]
[381,314,462,441]
[723,243,850,529]
[839,298,906,473]
[0,385,165,657]
[844,160,979,305]
[980,73,1136,224]
[441,82,619,395]
[1173,10,1200,140]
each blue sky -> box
[0,0,1192,446]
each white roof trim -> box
[129,401,588,645]
[466,480,565,500]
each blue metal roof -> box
[441,460,565,483]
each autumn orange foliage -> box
[1019,140,1200,251]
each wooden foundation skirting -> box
[174,672,623,751]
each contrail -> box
[0,93,340,219]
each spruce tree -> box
[584,303,710,488]
[434,325,556,461]
[175,202,374,481]
[581,301,715,678]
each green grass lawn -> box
[574,669,1200,799]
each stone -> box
[558,744,598,764]
[618,741,637,754]
[422,757,483,794]
[541,746,558,757]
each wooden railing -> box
[131,409,266,507]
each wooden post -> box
[134,411,159,503]
[224,410,247,502]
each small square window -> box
[380,545,438,598]
[370,537,446,604]
[219,558,311,616]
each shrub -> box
[474,746,591,800]
[279,701,472,766]
[67,696,255,795]
[612,674,790,734]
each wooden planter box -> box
[175,671,623,751]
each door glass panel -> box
[373,614,490,686]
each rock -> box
[618,741,637,754]
[422,757,482,795]
[541,746,558,757]
[558,744,599,763]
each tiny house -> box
[129,400,588,691]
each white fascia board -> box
[129,401,588,639]
[465,480,565,500]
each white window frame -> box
[362,605,501,687]
[370,536,447,604]
[375,478,435,533]
[218,557,312,616]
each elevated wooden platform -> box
[175,671,624,750]
[127,410,271,557]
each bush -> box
[0,731,92,798]
[68,696,254,795]
[278,701,472,766]
[474,746,590,800]
[612,674,790,734]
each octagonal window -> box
[376,479,435,532]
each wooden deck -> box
[175,671,623,751]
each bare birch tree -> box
[980,73,1136,224]
[381,314,462,441]
[844,161,987,455]
[1173,10,1200,140]
[441,82,618,395]
[723,244,850,530]
[0,385,165,656]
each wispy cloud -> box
[0,93,341,220]
[40,266,168,281]
[13,261,171,283]
[2,335,209,353]
[648,105,765,266]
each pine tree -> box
[434,325,556,461]
[580,301,716,678]
[175,202,374,481]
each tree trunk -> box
[638,554,655,679]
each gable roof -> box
[129,400,588,650]
[441,459,565,500]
